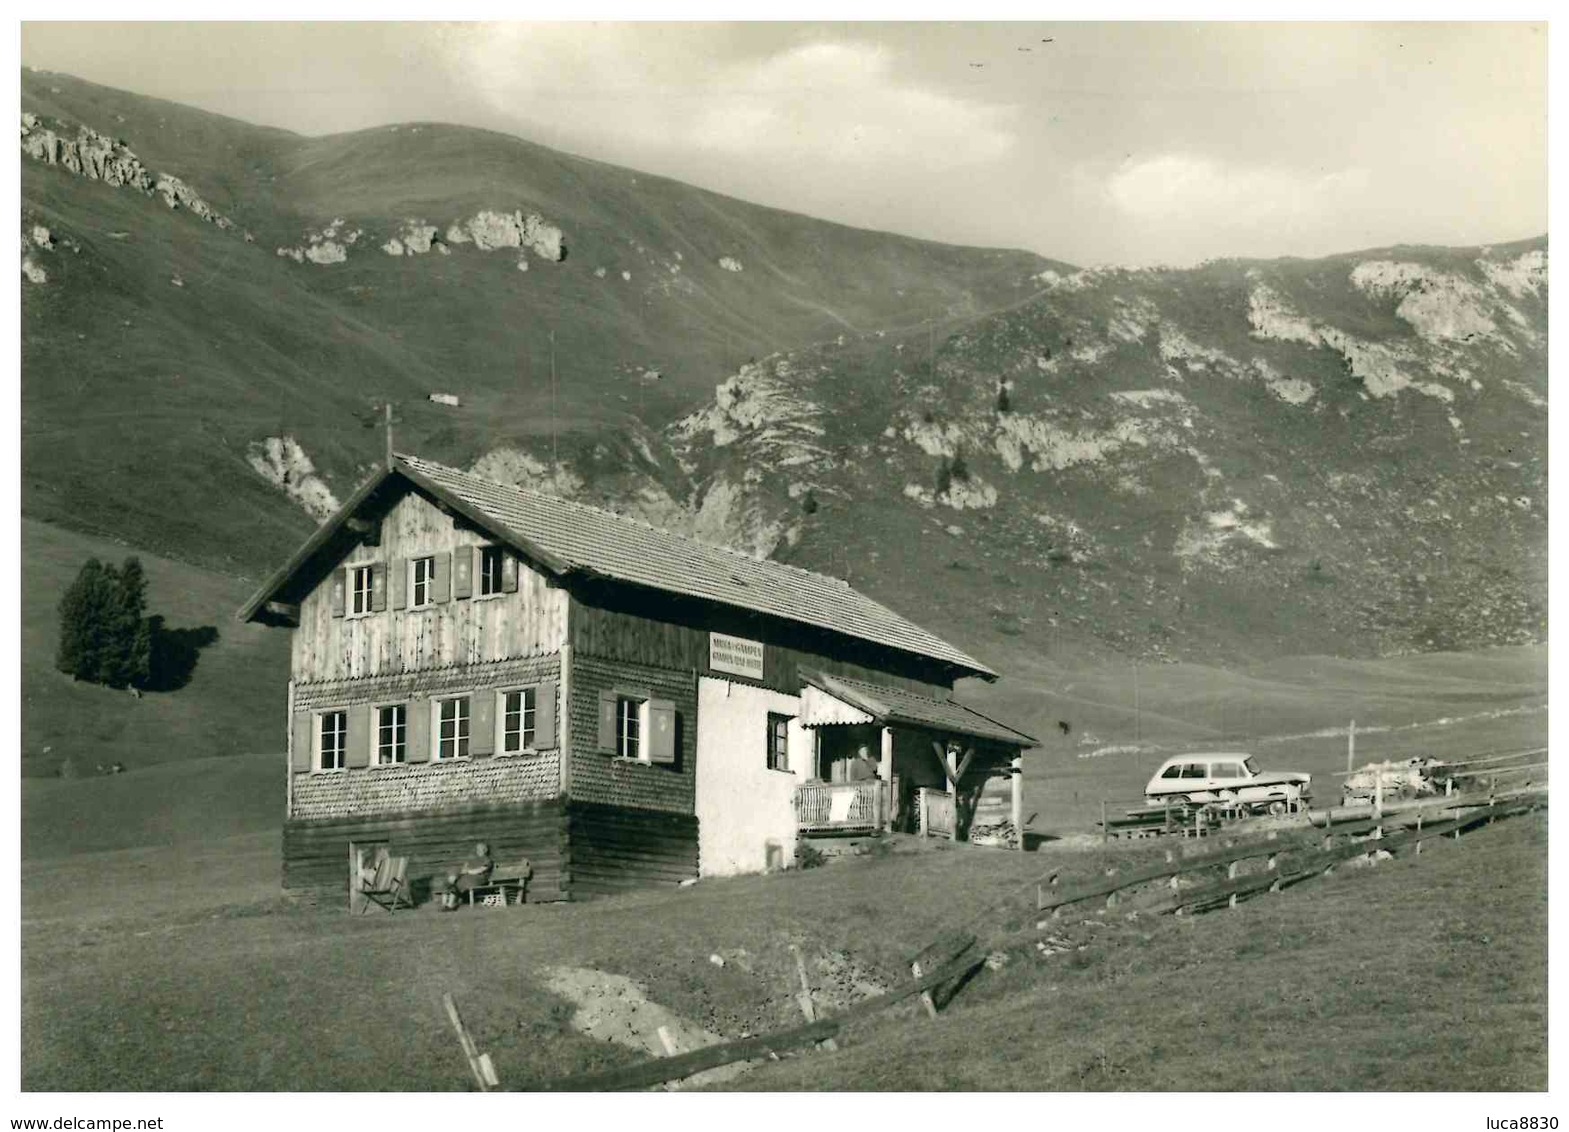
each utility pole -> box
[1133,660,1140,743]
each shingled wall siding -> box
[293,654,559,711]
[292,751,562,821]
[283,800,567,902]
[568,654,696,815]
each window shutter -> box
[291,711,313,772]
[471,692,496,757]
[345,704,371,768]
[647,699,677,764]
[432,555,450,604]
[535,680,557,749]
[329,567,347,618]
[502,553,520,593]
[370,562,388,612]
[407,699,431,763]
[390,558,407,610]
[452,548,473,600]
[597,691,618,753]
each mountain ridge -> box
[21,69,1547,672]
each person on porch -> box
[848,743,880,781]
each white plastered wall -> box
[695,676,811,876]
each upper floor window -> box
[502,688,536,753]
[767,713,791,772]
[410,556,435,608]
[350,565,374,616]
[617,696,642,761]
[435,696,470,760]
[479,546,506,596]
[319,711,347,771]
[376,704,406,765]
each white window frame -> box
[373,702,407,766]
[410,556,435,609]
[616,695,648,762]
[348,564,374,617]
[497,686,537,755]
[317,709,348,772]
[433,695,470,761]
[477,545,505,598]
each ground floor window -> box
[376,704,406,764]
[319,710,347,770]
[502,687,536,753]
[767,713,791,772]
[436,696,470,760]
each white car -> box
[1144,752,1311,814]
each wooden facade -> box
[245,458,1033,905]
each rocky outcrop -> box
[450,209,564,260]
[246,437,339,520]
[276,218,359,266]
[718,256,743,273]
[382,218,439,256]
[21,112,231,229]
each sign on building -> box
[709,632,764,680]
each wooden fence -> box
[918,788,954,837]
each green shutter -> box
[407,699,431,763]
[329,567,346,618]
[647,699,677,764]
[390,557,407,610]
[502,553,520,593]
[370,562,388,612]
[432,555,450,604]
[471,691,496,757]
[452,547,474,600]
[597,690,618,753]
[291,711,313,772]
[535,680,557,749]
[346,704,371,768]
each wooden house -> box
[238,453,1037,903]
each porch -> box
[791,672,1037,847]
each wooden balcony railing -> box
[795,780,885,833]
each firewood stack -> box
[967,819,1019,849]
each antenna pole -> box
[384,402,393,470]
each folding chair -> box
[361,855,411,913]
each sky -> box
[18,20,1549,267]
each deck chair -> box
[360,855,411,913]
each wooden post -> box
[384,402,394,470]
[1101,799,1109,845]
[1347,719,1356,774]
[443,993,497,1091]
[284,677,295,821]
[1373,762,1384,819]
[879,727,894,833]
[1010,753,1024,850]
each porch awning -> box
[799,671,1039,748]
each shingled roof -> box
[240,453,995,678]
[803,671,1037,747]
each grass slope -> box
[20,518,288,779]
[20,808,1546,1090]
[22,68,1052,574]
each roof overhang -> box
[799,671,1038,748]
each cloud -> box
[447,27,1014,171]
[1103,153,1370,228]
